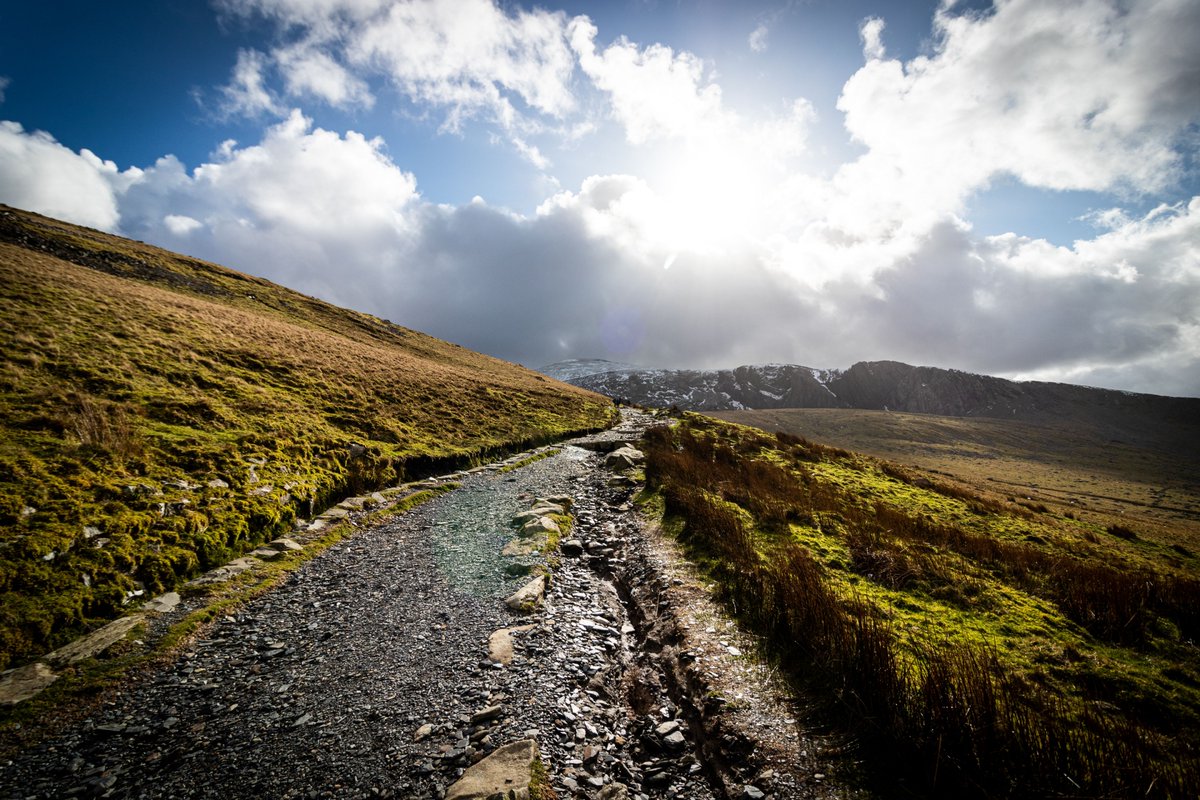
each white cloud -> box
[223,0,576,132]
[859,17,886,60]
[0,121,124,230]
[749,24,769,53]
[838,0,1200,220]
[569,16,724,144]
[511,136,550,170]
[275,41,373,108]
[163,214,203,235]
[220,49,282,117]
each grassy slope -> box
[0,205,615,669]
[711,407,1200,555]
[643,414,1199,798]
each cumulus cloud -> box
[221,0,575,132]
[276,41,374,108]
[0,121,125,230]
[220,49,282,117]
[838,0,1200,217]
[569,17,724,144]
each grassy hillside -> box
[710,407,1200,555]
[0,205,615,669]
[643,414,1199,798]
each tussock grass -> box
[0,205,615,668]
[644,415,1200,798]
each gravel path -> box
[0,411,719,799]
[2,409,860,800]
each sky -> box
[1,0,1198,397]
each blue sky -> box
[2,0,1198,396]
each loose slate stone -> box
[444,739,539,800]
[470,705,504,725]
[141,592,181,613]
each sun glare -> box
[648,135,771,255]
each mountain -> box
[539,358,644,383]
[0,205,614,668]
[549,359,1200,451]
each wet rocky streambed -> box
[1,410,856,799]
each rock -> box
[654,720,680,737]
[529,502,566,516]
[605,446,644,470]
[541,495,574,510]
[248,548,283,561]
[502,537,544,558]
[0,662,58,706]
[598,784,630,799]
[560,539,584,557]
[488,625,535,665]
[444,739,539,800]
[141,592,181,613]
[265,538,303,552]
[207,478,229,489]
[511,510,545,526]
[505,576,547,614]
[663,730,686,751]
[503,560,537,577]
[470,705,504,725]
[743,786,766,799]
[520,517,560,537]
[413,723,434,741]
[45,615,144,667]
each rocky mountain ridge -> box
[541,358,1200,447]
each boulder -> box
[605,446,645,471]
[520,517,560,538]
[445,739,540,800]
[505,576,547,614]
[511,510,545,526]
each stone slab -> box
[0,662,58,706]
[45,614,144,667]
[141,591,181,613]
[487,625,535,666]
[445,738,539,800]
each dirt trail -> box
[1,409,857,799]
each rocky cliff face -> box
[542,358,1200,432]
